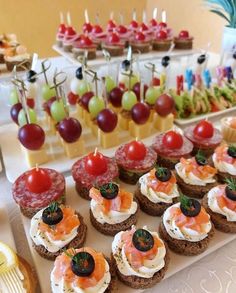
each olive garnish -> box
[42,202,63,226]
[132,229,154,252]
[197,54,206,65]
[225,178,236,201]
[227,146,236,159]
[27,70,37,83]
[99,182,119,200]
[71,251,95,277]
[161,56,170,68]
[180,195,201,217]
[195,150,208,166]
[155,166,171,182]
[76,67,83,80]
[122,59,131,71]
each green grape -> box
[9,88,19,105]
[50,100,67,122]
[145,86,162,105]
[130,75,140,89]
[88,96,105,119]
[78,81,90,96]
[122,90,137,111]
[18,108,37,126]
[42,84,56,101]
[105,76,116,93]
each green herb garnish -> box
[47,202,59,213]
[99,182,117,194]
[195,150,207,165]
[155,166,168,177]
[225,177,236,192]
[179,194,193,210]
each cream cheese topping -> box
[4,53,30,62]
[163,203,212,242]
[212,153,236,176]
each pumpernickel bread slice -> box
[110,243,169,289]
[216,171,236,184]
[202,193,236,233]
[32,212,87,260]
[159,220,214,256]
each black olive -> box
[71,252,95,277]
[155,168,171,182]
[180,198,201,217]
[161,56,170,68]
[42,206,63,225]
[76,67,83,80]
[27,70,37,83]
[195,156,208,166]
[122,59,131,71]
[227,147,236,158]
[132,229,154,252]
[197,54,206,65]
[99,183,119,200]
[225,186,236,201]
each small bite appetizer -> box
[184,120,223,157]
[71,150,119,200]
[221,117,236,143]
[212,144,236,182]
[152,130,193,169]
[51,247,116,293]
[175,151,217,199]
[0,241,37,293]
[159,196,214,255]
[136,166,180,216]
[102,32,125,57]
[130,31,151,53]
[202,178,236,233]
[72,34,97,60]
[174,30,193,50]
[12,167,65,218]
[115,140,157,185]
[152,30,172,51]
[89,182,138,236]
[4,45,31,71]
[111,226,169,289]
[30,202,87,260]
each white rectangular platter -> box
[21,176,236,293]
[0,118,173,183]
[0,202,16,249]
[53,45,199,67]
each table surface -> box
[1,54,236,293]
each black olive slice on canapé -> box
[155,166,171,182]
[227,146,236,159]
[180,195,201,217]
[225,178,236,201]
[99,182,119,200]
[132,229,154,252]
[71,251,95,277]
[195,150,208,166]
[42,202,63,225]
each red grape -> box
[68,92,79,105]
[162,131,183,149]
[97,109,118,133]
[26,98,35,109]
[109,87,123,107]
[131,102,150,124]
[85,151,108,175]
[152,77,160,86]
[125,141,147,160]
[18,123,45,150]
[10,103,22,124]
[80,91,94,111]
[26,167,52,193]
[58,117,82,143]
[132,82,148,100]
[194,120,214,138]
[43,96,57,116]
[155,94,175,116]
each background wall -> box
[0,0,226,57]
[147,0,226,53]
[0,0,146,58]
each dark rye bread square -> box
[156,155,184,170]
[135,183,179,216]
[90,201,139,236]
[175,172,218,199]
[216,171,236,184]
[159,220,215,256]
[191,146,216,157]
[202,194,236,233]
[75,182,91,200]
[32,213,87,261]
[110,243,170,289]
[118,165,155,185]
[104,257,117,293]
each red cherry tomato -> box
[125,141,147,160]
[150,19,158,27]
[157,30,167,40]
[135,32,145,41]
[193,120,214,138]
[162,131,183,149]
[152,77,160,86]
[85,151,108,175]
[179,30,189,38]
[140,23,148,31]
[108,33,120,43]
[26,168,52,193]
[26,98,35,109]
[130,20,139,28]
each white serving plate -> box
[175,106,236,126]
[53,45,199,67]
[0,202,16,249]
[0,117,174,183]
[21,176,236,293]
